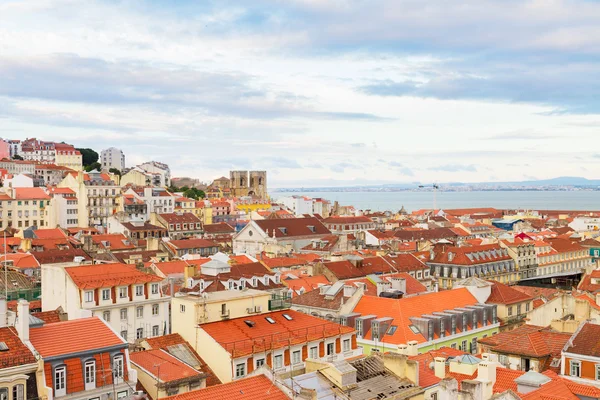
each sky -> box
[1,0,600,188]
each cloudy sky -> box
[2,0,600,187]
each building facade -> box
[101,147,126,171]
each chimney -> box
[429,249,434,261]
[391,278,407,294]
[16,299,29,342]
[476,360,497,400]
[0,299,6,328]
[434,357,446,379]
[406,340,418,356]
[183,264,197,288]
[343,285,356,298]
[397,344,408,355]
[376,281,391,296]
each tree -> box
[84,162,102,172]
[109,168,121,176]
[12,155,23,160]
[76,148,99,167]
[183,187,206,200]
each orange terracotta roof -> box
[284,274,330,292]
[565,321,600,357]
[131,349,202,383]
[230,255,254,264]
[32,310,62,324]
[92,234,137,250]
[33,228,67,239]
[143,333,221,386]
[0,327,37,367]
[520,379,579,400]
[149,260,192,275]
[261,257,308,269]
[163,375,289,400]
[65,263,162,289]
[201,310,354,357]
[408,347,467,388]
[353,288,479,344]
[487,281,534,305]
[479,324,570,359]
[166,238,219,250]
[29,317,126,358]
[345,272,428,297]
[2,253,40,269]
[429,243,511,265]
[14,187,50,200]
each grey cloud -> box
[261,157,303,169]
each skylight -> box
[0,342,8,351]
[244,320,255,328]
[265,317,276,324]
[408,325,420,334]
[282,314,293,321]
[387,325,398,335]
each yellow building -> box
[0,187,51,230]
[235,201,271,214]
[120,169,152,187]
[192,201,213,225]
[171,289,271,346]
[54,146,83,171]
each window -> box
[570,361,581,377]
[290,350,300,365]
[256,358,265,368]
[0,388,7,400]
[103,311,111,321]
[152,325,160,336]
[372,322,380,341]
[12,385,24,400]
[102,289,110,300]
[135,285,144,296]
[119,287,128,299]
[356,319,363,337]
[274,354,283,369]
[180,304,186,313]
[152,304,159,316]
[517,304,522,315]
[526,302,530,312]
[507,306,513,316]
[152,283,159,294]
[85,360,96,390]
[120,308,127,320]
[431,392,438,400]
[309,346,318,359]
[461,340,467,351]
[54,366,66,396]
[343,339,351,352]
[327,342,334,356]
[84,290,94,302]
[235,363,246,378]
[136,306,143,318]
[136,328,144,339]
[121,330,128,339]
[113,355,124,383]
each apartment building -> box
[101,147,125,171]
[41,263,171,343]
[20,139,82,170]
[46,187,79,229]
[153,212,202,239]
[125,186,175,218]
[561,321,600,388]
[535,238,592,279]
[194,310,360,383]
[137,161,171,187]
[0,187,51,230]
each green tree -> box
[84,162,102,172]
[76,148,99,166]
[183,187,206,200]
[109,168,121,176]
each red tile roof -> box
[324,254,427,280]
[408,347,467,388]
[166,238,219,250]
[520,379,579,400]
[230,255,254,264]
[65,263,163,289]
[284,274,330,292]
[29,317,126,358]
[3,253,40,269]
[30,248,91,264]
[32,310,62,324]
[429,244,511,265]
[0,327,36,367]
[322,216,373,224]
[203,222,235,234]
[260,257,308,269]
[201,310,354,357]
[486,281,534,305]
[163,375,289,400]
[479,324,570,359]
[149,260,192,276]
[345,273,428,297]
[14,187,50,200]
[131,349,202,383]
[33,228,68,239]
[578,273,600,293]
[565,321,600,358]
[92,234,137,250]
[254,217,331,238]
[353,288,479,344]
[159,212,202,224]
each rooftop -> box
[163,375,289,400]
[131,349,203,383]
[65,263,162,289]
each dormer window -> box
[278,227,287,235]
[119,287,128,299]
[135,285,143,296]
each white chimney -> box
[397,344,408,355]
[343,285,356,298]
[391,278,407,294]
[0,299,6,328]
[376,281,391,296]
[477,361,497,384]
[16,299,29,342]
[406,340,418,356]
[434,357,446,379]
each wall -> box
[526,294,573,327]
[41,264,83,318]
[193,328,234,383]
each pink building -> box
[0,140,10,160]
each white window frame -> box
[120,308,128,320]
[54,366,67,397]
[119,287,128,299]
[152,304,159,316]
[292,350,301,365]
[571,360,581,377]
[235,363,246,378]
[151,284,159,294]
[135,285,144,296]
[102,288,110,301]
[343,338,351,352]
[309,346,318,359]
[136,327,144,339]
[12,384,24,400]
[274,354,283,369]
[136,306,143,318]
[113,355,124,384]
[85,360,96,390]
[103,311,110,322]
[326,342,334,356]
[152,325,160,336]
[84,290,94,303]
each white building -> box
[278,195,314,216]
[569,216,600,233]
[137,161,171,187]
[46,187,80,229]
[41,262,171,343]
[101,147,126,171]
[125,186,175,219]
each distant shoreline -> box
[271,188,600,193]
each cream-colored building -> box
[121,168,153,187]
[42,262,171,343]
[0,187,51,230]
[172,289,272,344]
[54,146,83,170]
